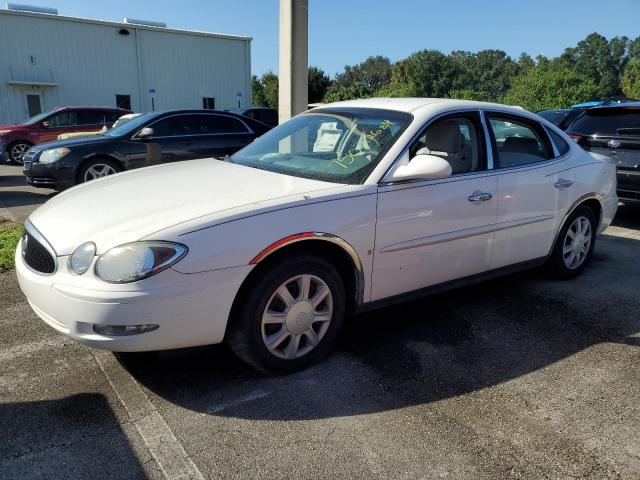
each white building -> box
[0,5,252,124]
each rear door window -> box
[151,115,198,137]
[487,115,551,168]
[78,110,105,125]
[569,108,640,135]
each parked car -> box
[570,96,639,109]
[57,113,143,141]
[566,103,640,203]
[0,106,131,164]
[536,108,585,130]
[22,109,272,190]
[16,98,617,374]
[229,107,278,126]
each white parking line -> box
[0,336,67,363]
[93,350,204,480]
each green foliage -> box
[0,223,22,272]
[251,75,266,107]
[324,56,392,101]
[308,66,331,103]
[503,64,598,111]
[621,59,640,98]
[252,32,640,111]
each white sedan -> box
[16,98,618,373]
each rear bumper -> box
[16,244,253,352]
[617,170,640,202]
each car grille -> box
[22,150,37,172]
[22,229,56,274]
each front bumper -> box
[16,242,252,352]
[22,151,74,190]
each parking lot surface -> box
[1,171,639,478]
[0,164,55,224]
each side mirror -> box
[390,154,452,182]
[136,127,154,140]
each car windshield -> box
[229,108,412,184]
[102,112,160,137]
[17,111,52,125]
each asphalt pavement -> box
[1,162,640,479]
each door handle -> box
[467,192,492,202]
[554,179,574,189]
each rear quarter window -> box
[546,128,571,156]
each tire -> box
[77,158,122,185]
[227,255,346,374]
[8,141,31,165]
[546,205,597,279]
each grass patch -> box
[0,223,22,272]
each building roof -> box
[0,7,251,42]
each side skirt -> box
[355,257,548,314]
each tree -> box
[260,71,279,109]
[560,33,626,97]
[621,59,640,98]
[251,75,266,107]
[324,56,392,101]
[308,66,331,103]
[503,64,598,111]
[381,50,459,98]
[448,50,519,102]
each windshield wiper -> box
[616,128,640,134]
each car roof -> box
[54,105,130,111]
[316,97,532,116]
[587,102,640,111]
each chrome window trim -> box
[379,108,488,186]
[22,219,58,276]
[134,112,253,140]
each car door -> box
[371,111,498,301]
[145,114,200,164]
[33,111,77,143]
[196,114,256,158]
[486,112,574,269]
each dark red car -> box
[0,106,131,164]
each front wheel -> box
[8,141,31,164]
[546,206,597,279]
[227,255,346,374]
[77,158,122,184]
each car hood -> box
[31,135,115,151]
[28,159,342,255]
[0,124,24,132]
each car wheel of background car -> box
[227,254,346,374]
[77,158,123,184]
[8,141,31,164]
[546,205,597,279]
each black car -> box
[536,108,585,130]
[229,107,278,126]
[566,103,640,203]
[22,109,272,190]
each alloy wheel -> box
[261,274,333,359]
[83,164,117,182]
[562,216,592,269]
[10,143,29,164]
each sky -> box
[19,0,640,77]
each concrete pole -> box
[279,0,308,123]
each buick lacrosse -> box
[16,98,618,373]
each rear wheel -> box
[546,205,597,279]
[77,158,122,184]
[8,141,31,164]
[227,255,345,374]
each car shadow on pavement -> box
[0,190,56,209]
[0,175,28,188]
[612,203,640,230]
[0,393,146,479]
[119,232,640,421]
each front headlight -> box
[69,242,96,275]
[39,147,71,164]
[95,242,188,283]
